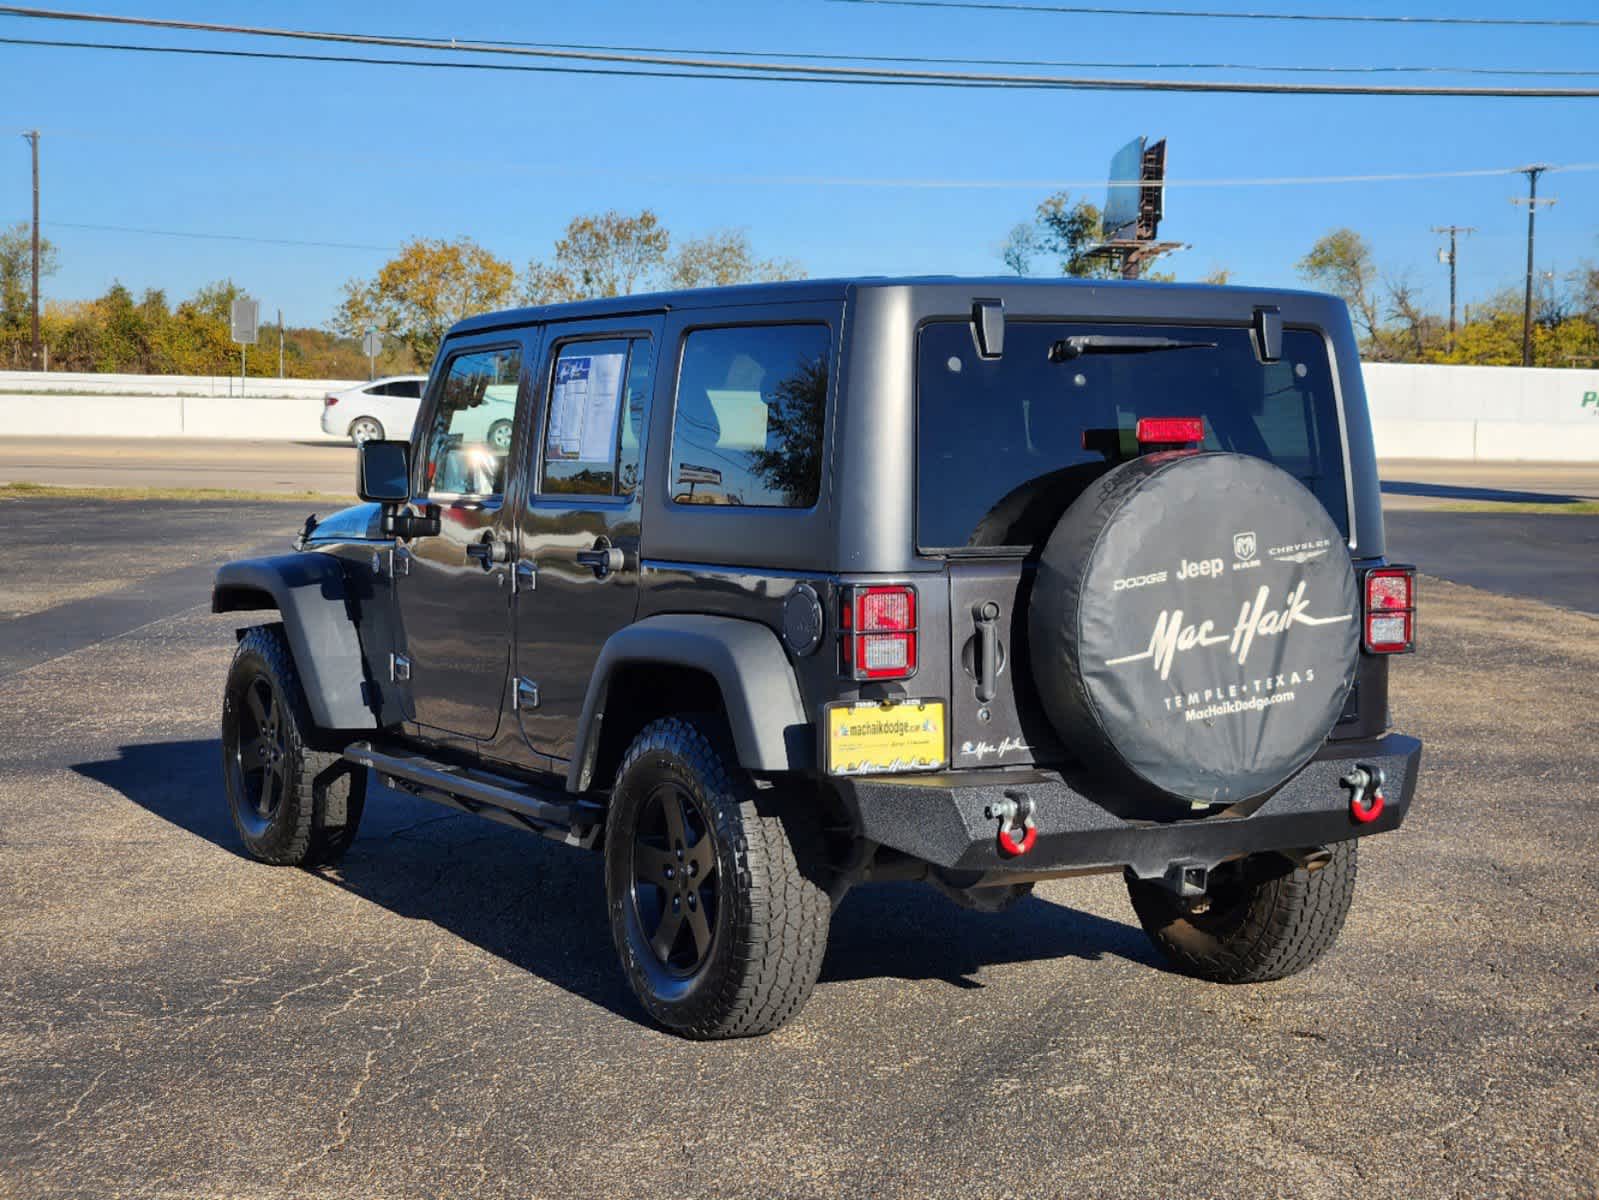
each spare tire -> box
[1029,452,1359,809]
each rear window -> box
[670,324,829,508]
[917,321,1348,553]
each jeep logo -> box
[1177,557,1224,581]
[1234,531,1257,561]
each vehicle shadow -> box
[1381,479,1580,504]
[74,738,1160,1027]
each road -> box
[0,436,356,496]
[1,498,1596,1199]
[1386,511,1599,615]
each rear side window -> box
[391,379,422,399]
[670,324,829,508]
[539,338,653,498]
[917,321,1348,552]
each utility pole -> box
[22,130,40,371]
[1431,225,1475,352]
[1511,165,1556,368]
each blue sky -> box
[1,0,1596,326]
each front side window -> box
[419,346,522,497]
[539,337,653,497]
[670,324,829,508]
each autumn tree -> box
[666,230,804,291]
[1297,229,1383,350]
[0,222,58,364]
[523,210,670,305]
[336,237,515,367]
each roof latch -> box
[972,298,1005,359]
[1252,305,1283,363]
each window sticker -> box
[547,351,627,462]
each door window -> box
[669,324,829,508]
[540,338,654,498]
[419,347,522,497]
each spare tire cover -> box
[1029,451,1359,807]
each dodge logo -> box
[1233,531,1258,561]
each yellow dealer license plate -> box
[824,699,947,776]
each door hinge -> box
[513,560,537,594]
[391,547,411,577]
[514,677,540,710]
[390,653,412,683]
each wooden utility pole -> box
[1431,225,1475,352]
[23,130,41,371]
[1511,165,1556,368]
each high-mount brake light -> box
[1135,416,1205,446]
[1364,566,1416,654]
[842,585,918,681]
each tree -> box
[1000,223,1039,276]
[522,210,670,305]
[336,237,515,367]
[1201,267,1233,286]
[1000,192,1125,279]
[1297,229,1383,350]
[666,229,804,291]
[0,221,58,333]
[1385,279,1440,361]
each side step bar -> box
[344,741,603,850]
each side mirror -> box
[357,439,410,503]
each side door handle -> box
[575,537,625,579]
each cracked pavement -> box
[1,501,1596,1199]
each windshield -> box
[916,320,1348,553]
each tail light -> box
[1135,416,1204,447]
[1363,566,1415,654]
[841,585,917,680]
[324,394,339,407]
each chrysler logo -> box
[1233,531,1258,561]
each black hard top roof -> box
[449,275,1335,337]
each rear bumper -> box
[830,734,1421,878]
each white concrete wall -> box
[1363,362,1599,461]
[0,370,358,400]
[3,365,1599,460]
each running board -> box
[344,741,603,850]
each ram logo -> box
[1233,531,1258,562]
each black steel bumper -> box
[830,734,1421,878]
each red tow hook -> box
[987,791,1037,857]
[1342,765,1386,824]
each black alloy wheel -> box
[230,673,290,838]
[628,781,720,977]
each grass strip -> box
[1433,500,1599,515]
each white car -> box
[320,376,428,444]
[320,376,519,452]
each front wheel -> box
[221,624,365,868]
[604,717,831,1039]
[1126,841,1357,984]
[486,419,513,452]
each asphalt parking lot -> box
[1,495,1596,1199]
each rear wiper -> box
[1049,335,1217,362]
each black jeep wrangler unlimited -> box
[214,278,1420,1039]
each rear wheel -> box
[348,416,384,445]
[221,624,365,868]
[604,717,831,1039]
[487,419,513,452]
[1126,841,1357,984]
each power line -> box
[421,35,1599,79]
[2,8,1599,98]
[826,0,1599,28]
[25,126,1599,193]
[34,219,397,251]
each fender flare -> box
[212,554,377,731]
[569,614,811,792]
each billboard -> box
[1102,137,1146,242]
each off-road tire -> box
[604,716,831,1039]
[1125,841,1357,984]
[221,623,366,868]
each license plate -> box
[824,699,947,776]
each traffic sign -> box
[362,328,382,359]
[231,297,260,345]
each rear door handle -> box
[973,600,1000,703]
[575,539,625,578]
